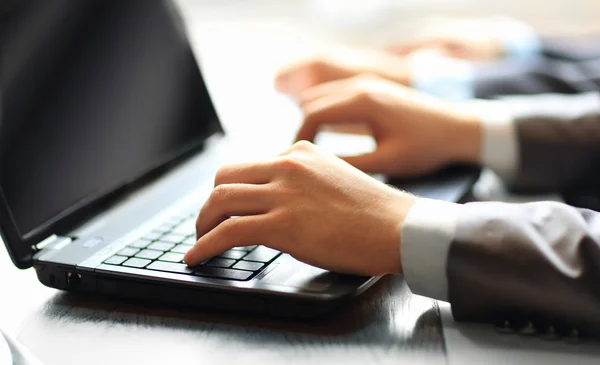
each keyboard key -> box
[206,258,235,268]
[154,223,175,233]
[171,244,193,254]
[160,233,187,243]
[231,245,257,252]
[148,242,176,251]
[143,231,164,240]
[158,252,185,263]
[122,258,151,268]
[218,250,246,260]
[166,216,185,225]
[243,246,280,263]
[182,236,196,245]
[194,267,253,281]
[129,239,152,249]
[147,261,194,275]
[117,247,140,257]
[135,249,163,260]
[233,261,264,272]
[171,218,196,235]
[104,255,127,265]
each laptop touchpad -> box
[261,255,335,292]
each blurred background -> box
[172,0,600,156]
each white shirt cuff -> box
[489,16,541,59]
[401,198,464,302]
[461,100,519,182]
[410,53,475,101]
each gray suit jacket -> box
[448,92,600,336]
[474,35,600,98]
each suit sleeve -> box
[402,92,600,334]
[448,92,600,334]
[447,200,600,336]
[539,35,600,61]
[474,35,600,98]
[473,57,600,98]
[497,92,600,192]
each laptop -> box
[0,0,478,317]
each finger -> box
[274,60,327,97]
[341,153,386,174]
[321,122,371,136]
[296,91,373,142]
[185,215,268,266]
[196,184,272,239]
[340,144,396,174]
[386,39,444,56]
[214,160,277,186]
[275,58,355,98]
[297,77,357,106]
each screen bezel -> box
[0,112,222,269]
[0,1,224,269]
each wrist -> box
[400,198,464,301]
[382,190,418,275]
[446,111,483,165]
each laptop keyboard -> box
[102,211,281,281]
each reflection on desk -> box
[14,276,444,365]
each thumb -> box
[386,39,444,56]
[341,151,388,174]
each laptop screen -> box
[0,0,220,240]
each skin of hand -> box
[386,17,504,61]
[294,74,483,177]
[185,76,484,275]
[184,141,417,276]
[275,49,412,99]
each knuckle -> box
[291,140,314,151]
[353,88,378,106]
[221,218,250,240]
[274,155,303,175]
[210,184,231,204]
[355,72,381,84]
[214,165,232,186]
[303,58,328,77]
[220,218,238,234]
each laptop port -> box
[67,272,82,288]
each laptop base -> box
[34,261,380,318]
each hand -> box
[295,74,482,177]
[184,141,417,276]
[275,50,412,99]
[387,17,504,61]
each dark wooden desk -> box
[0,240,445,365]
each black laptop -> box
[0,0,478,317]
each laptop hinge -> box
[33,235,73,252]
